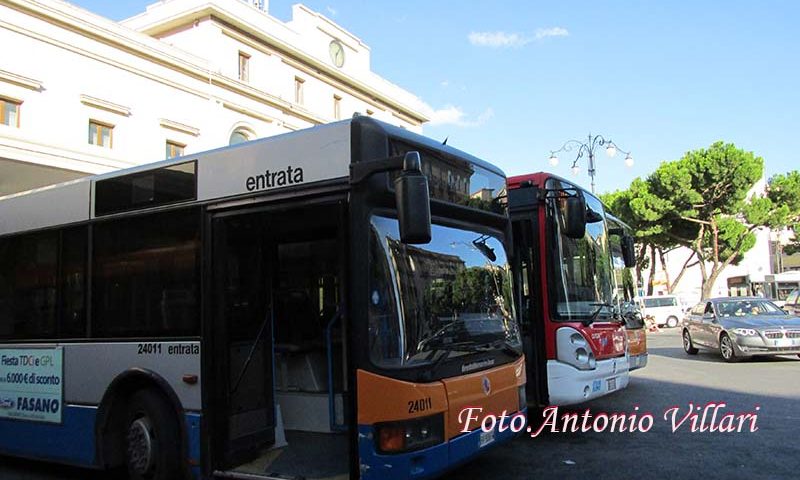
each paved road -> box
[2,329,799,479]
[443,328,800,480]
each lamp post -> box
[548,134,633,193]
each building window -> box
[294,77,305,105]
[88,120,113,148]
[1,98,20,127]
[166,140,185,159]
[229,128,251,146]
[333,95,342,120]
[238,52,250,82]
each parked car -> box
[682,297,800,362]
[639,295,683,328]
[783,289,800,315]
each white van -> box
[639,295,683,328]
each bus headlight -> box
[375,413,444,454]
[557,327,597,370]
[733,328,757,337]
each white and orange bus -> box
[0,117,525,480]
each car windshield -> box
[548,182,615,320]
[715,299,785,317]
[368,216,520,368]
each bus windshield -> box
[550,189,615,321]
[368,216,520,368]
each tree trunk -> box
[635,244,648,290]
[702,267,723,300]
[646,244,657,295]
[658,248,671,293]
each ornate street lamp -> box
[548,134,633,193]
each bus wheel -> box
[125,389,181,480]
[682,330,698,355]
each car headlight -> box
[557,327,597,370]
[733,328,757,336]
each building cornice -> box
[159,118,200,136]
[0,68,43,91]
[80,94,132,116]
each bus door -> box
[208,200,351,479]
[210,211,277,468]
[511,212,548,407]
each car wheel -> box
[125,389,183,480]
[666,316,679,328]
[683,330,698,355]
[719,333,740,363]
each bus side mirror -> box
[622,235,636,268]
[563,195,586,239]
[395,152,431,244]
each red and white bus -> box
[508,173,636,406]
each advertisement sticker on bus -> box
[0,348,63,424]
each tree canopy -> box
[767,171,800,255]
[605,141,789,299]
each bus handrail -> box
[232,302,273,394]
[325,308,347,432]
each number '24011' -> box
[137,343,162,355]
[408,397,432,414]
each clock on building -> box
[329,40,345,68]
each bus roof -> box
[507,172,593,193]
[0,117,505,237]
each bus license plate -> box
[607,377,617,391]
[479,429,494,447]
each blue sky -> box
[71,0,800,194]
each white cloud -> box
[326,6,337,16]
[425,105,494,128]
[440,80,450,88]
[468,27,570,48]
[468,31,531,48]
[535,26,569,39]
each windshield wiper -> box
[417,321,464,351]
[584,302,615,326]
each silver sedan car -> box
[682,297,800,362]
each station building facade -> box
[0,0,428,196]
